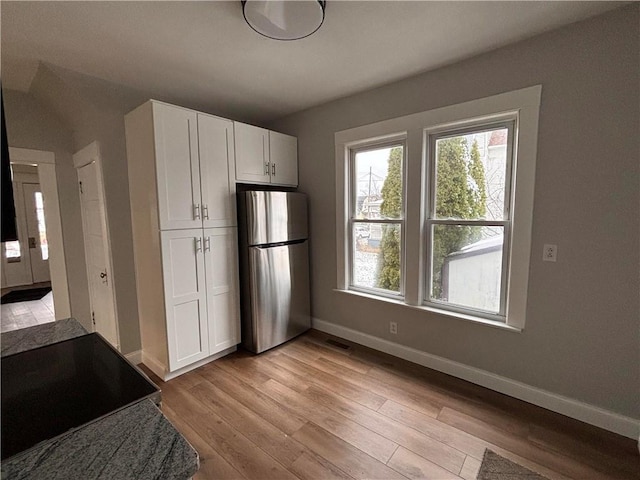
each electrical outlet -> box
[543,244,557,262]
[389,321,398,334]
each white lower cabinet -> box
[159,227,240,376]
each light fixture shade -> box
[242,0,326,41]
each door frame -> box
[7,147,71,318]
[73,141,120,347]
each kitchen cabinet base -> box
[142,345,237,382]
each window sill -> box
[333,288,522,333]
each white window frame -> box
[347,138,407,299]
[424,118,516,321]
[336,86,541,330]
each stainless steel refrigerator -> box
[237,191,311,353]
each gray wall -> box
[3,90,92,331]
[270,5,639,419]
[3,63,262,355]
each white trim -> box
[8,147,71,319]
[142,346,237,382]
[125,350,142,365]
[335,86,541,329]
[312,317,640,440]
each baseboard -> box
[312,317,640,440]
[125,350,142,365]
[142,347,237,382]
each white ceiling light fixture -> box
[242,0,326,41]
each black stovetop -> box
[1,333,160,460]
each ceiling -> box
[1,1,624,123]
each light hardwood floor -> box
[143,330,639,480]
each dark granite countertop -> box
[1,318,88,357]
[0,319,199,479]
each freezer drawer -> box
[245,240,311,353]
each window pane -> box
[354,146,403,220]
[430,225,503,313]
[352,223,401,293]
[34,192,49,260]
[5,241,21,259]
[434,127,508,221]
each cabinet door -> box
[161,229,209,371]
[198,114,235,228]
[234,122,270,184]
[153,103,202,230]
[204,227,240,354]
[269,131,298,186]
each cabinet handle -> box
[204,237,211,253]
[195,237,202,253]
[272,163,276,176]
[203,204,209,220]
[264,162,270,176]
[194,204,201,220]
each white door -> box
[204,227,240,355]
[76,159,119,348]
[161,229,210,370]
[269,131,298,186]
[234,122,270,184]
[197,114,235,228]
[153,103,202,230]
[22,183,51,284]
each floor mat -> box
[1,287,52,304]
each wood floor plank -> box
[458,455,481,480]
[302,384,466,474]
[288,451,355,480]
[387,446,462,480]
[285,337,372,374]
[215,350,309,393]
[160,381,299,480]
[161,404,246,480]
[291,422,407,480]
[144,331,637,480]
[197,363,308,435]
[437,406,620,480]
[378,399,488,460]
[190,380,306,467]
[261,378,399,464]
[528,423,640,479]
[267,352,387,410]
[297,354,442,418]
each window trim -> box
[347,139,407,299]
[335,85,541,330]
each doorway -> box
[73,141,119,349]
[1,148,70,331]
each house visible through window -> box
[426,121,514,318]
[349,142,405,296]
[336,86,541,329]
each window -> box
[425,121,514,320]
[34,192,49,260]
[348,141,405,297]
[336,86,541,329]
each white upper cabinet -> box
[197,113,236,228]
[269,131,298,186]
[234,121,298,187]
[153,104,202,230]
[234,122,270,184]
[153,103,235,230]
